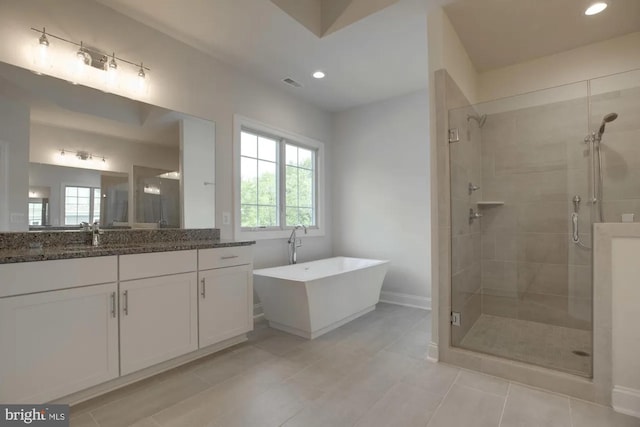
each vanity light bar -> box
[59,149,107,163]
[30,27,150,74]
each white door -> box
[199,265,253,348]
[0,283,119,403]
[120,272,198,375]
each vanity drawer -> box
[119,250,197,281]
[0,256,117,298]
[199,246,253,270]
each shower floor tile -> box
[459,314,592,377]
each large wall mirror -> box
[0,61,215,232]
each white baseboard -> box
[612,386,640,419]
[427,342,439,362]
[379,291,431,310]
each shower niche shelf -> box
[476,201,505,206]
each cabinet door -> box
[120,272,198,375]
[199,264,253,348]
[0,283,119,403]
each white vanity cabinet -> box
[118,250,198,375]
[0,257,119,403]
[198,246,253,347]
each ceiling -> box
[444,0,640,72]
[94,0,639,112]
[96,0,433,112]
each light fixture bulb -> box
[585,2,607,15]
[312,70,326,79]
[102,156,106,163]
[107,52,118,86]
[137,63,146,92]
[38,27,49,48]
[60,149,65,156]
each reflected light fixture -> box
[38,27,49,60]
[137,63,146,92]
[585,2,607,15]
[107,52,118,85]
[312,70,326,79]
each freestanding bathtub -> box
[253,257,389,339]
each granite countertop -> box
[0,239,255,264]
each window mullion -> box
[279,139,286,229]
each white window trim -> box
[61,183,101,225]
[233,114,325,241]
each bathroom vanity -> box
[0,230,254,404]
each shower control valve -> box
[468,182,480,195]
[469,208,483,224]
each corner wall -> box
[332,90,431,308]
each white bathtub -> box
[253,257,389,339]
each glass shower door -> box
[449,82,594,377]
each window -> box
[234,115,324,239]
[64,186,101,225]
[28,202,43,225]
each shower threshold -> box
[458,314,592,377]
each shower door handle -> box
[571,212,579,243]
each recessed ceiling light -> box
[312,71,326,79]
[585,2,607,15]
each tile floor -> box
[459,314,592,376]
[69,304,638,427]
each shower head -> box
[467,114,487,128]
[598,112,618,136]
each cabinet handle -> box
[123,290,129,316]
[221,255,239,260]
[201,278,206,299]
[110,292,116,318]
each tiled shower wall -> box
[449,106,483,344]
[591,85,640,222]
[479,96,593,331]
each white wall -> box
[29,162,101,226]
[0,0,333,267]
[611,236,640,418]
[0,95,29,231]
[332,89,431,308]
[478,32,640,102]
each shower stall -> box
[448,68,640,377]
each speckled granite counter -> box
[0,229,255,264]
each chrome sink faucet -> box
[288,224,307,264]
[92,221,103,246]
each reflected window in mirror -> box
[64,186,100,225]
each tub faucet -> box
[92,221,103,246]
[288,224,307,264]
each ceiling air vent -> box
[282,77,303,88]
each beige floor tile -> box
[456,369,509,397]
[152,357,301,427]
[286,345,365,391]
[280,391,372,427]
[191,345,275,385]
[385,327,432,359]
[426,384,505,427]
[500,384,571,427]
[254,332,307,356]
[402,360,460,396]
[89,373,210,427]
[211,381,323,427]
[569,399,640,427]
[128,418,162,427]
[69,413,99,427]
[354,382,443,427]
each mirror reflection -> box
[0,60,216,232]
